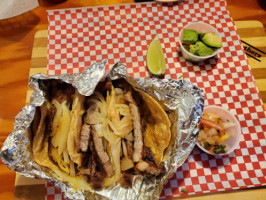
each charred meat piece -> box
[51,83,74,104]
[79,141,97,177]
[120,171,134,189]
[144,161,162,176]
[90,168,106,190]
[79,124,91,152]
[143,146,156,164]
[92,126,115,177]
[136,146,162,176]
[94,79,112,94]
[116,79,132,94]
[125,91,143,162]
[136,160,161,176]
[104,80,113,91]
[125,140,134,160]
[46,104,57,135]
[84,141,106,190]
[57,83,75,103]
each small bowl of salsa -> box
[197,105,241,156]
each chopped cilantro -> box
[203,142,211,150]
[180,188,187,194]
[213,145,226,154]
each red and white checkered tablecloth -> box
[46,0,266,199]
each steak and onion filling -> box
[31,79,171,191]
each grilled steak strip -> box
[79,124,91,152]
[84,141,105,190]
[125,140,134,160]
[92,126,115,177]
[46,104,57,135]
[124,91,143,162]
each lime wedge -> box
[146,35,166,76]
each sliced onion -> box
[115,104,131,116]
[115,125,133,137]
[51,101,71,155]
[115,104,129,109]
[114,88,123,95]
[103,127,119,144]
[121,157,134,171]
[122,140,128,158]
[108,119,118,133]
[86,112,105,124]
[69,160,76,176]
[63,149,69,164]
[52,99,61,109]
[51,101,63,137]
[119,116,133,128]
[94,123,105,137]
[114,88,125,104]
[108,87,120,122]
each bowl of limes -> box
[179,22,222,62]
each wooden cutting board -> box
[14,20,266,200]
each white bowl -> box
[179,22,222,62]
[196,105,241,156]
[155,0,181,2]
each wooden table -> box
[0,0,265,199]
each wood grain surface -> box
[0,0,265,199]
[13,21,266,200]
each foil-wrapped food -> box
[0,60,204,200]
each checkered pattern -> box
[46,0,266,199]
[46,182,66,200]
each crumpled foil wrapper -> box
[0,60,204,200]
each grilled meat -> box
[46,104,57,135]
[92,126,115,177]
[124,91,143,163]
[79,124,91,152]
[86,141,106,190]
[125,140,134,160]
[136,160,161,176]
[143,146,156,164]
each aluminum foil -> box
[0,60,204,200]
